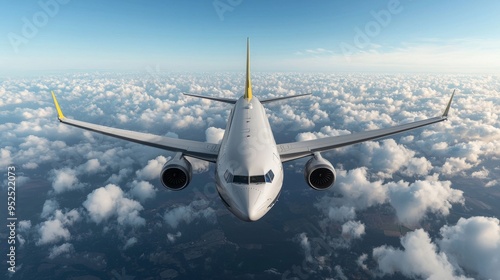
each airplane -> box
[51,38,455,222]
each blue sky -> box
[1,0,500,73]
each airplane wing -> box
[277,91,455,162]
[51,92,220,162]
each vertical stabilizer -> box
[244,38,252,101]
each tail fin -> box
[244,38,252,101]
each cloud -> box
[2,71,499,279]
[329,168,388,209]
[438,216,500,280]
[321,206,356,223]
[372,217,500,280]
[441,157,474,176]
[22,107,54,119]
[296,125,350,141]
[386,176,464,224]
[37,209,80,245]
[48,243,74,259]
[83,184,145,227]
[402,156,433,177]
[129,180,157,202]
[485,180,498,188]
[341,221,365,240]
[135,156,168,180]
[16,135,66,168]
[357,253,368,271]
[167,231,182,243]
[163,199,216,229]
[373,229,470,280]
[334,265,348,280]
[279,104,315,130]
[123,237,138,250]
[81,158,102,174]
[471,167,489,179]
[41,199,59,218]
[51,168,83,193]
[353,139,424,178]
[107,168,132,184]
[17,220,32,247]
[0,148,13,168]
[18,220,32,232]
[186,156,210,174]
[297,232,313,263]
[316,168,464,224]
[205,127,225,144]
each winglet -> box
[442,89,456,118]
[244,37,252,101]
[51,91,65,120]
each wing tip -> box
[51,91,65,120]
[442,89,456,118]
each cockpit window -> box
[265,170,275,183]
[250,175,266,184]
[233,175,249,184]
[228,170,274,184]
[224,170,233,183]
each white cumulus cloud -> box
[163,199,216,229]
[341,221,365,240]
[83,184,145,227]
[438,216,500,280]
[135,155,168,180]
[373,229,470,280]
[51,168,83,193]
[129,180,157,202]
[205,127,225,144]
[37,209,80,245]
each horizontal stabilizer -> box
[260,93,311,104]
[183,93,237,104]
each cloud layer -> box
[1,72,498,278]
[372,216,500,280]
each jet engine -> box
[160,153,192,191]
[304,152,336,190]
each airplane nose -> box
[230,185,266,221]
[240,207,262,222]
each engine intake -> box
[160,153,192,191]
[304,152,336,190]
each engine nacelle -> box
[304,152,336,190]
[160,153,192,191]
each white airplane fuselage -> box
[215,97,283,221]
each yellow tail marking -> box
[51,91,65,119]
[244,38,252,101]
